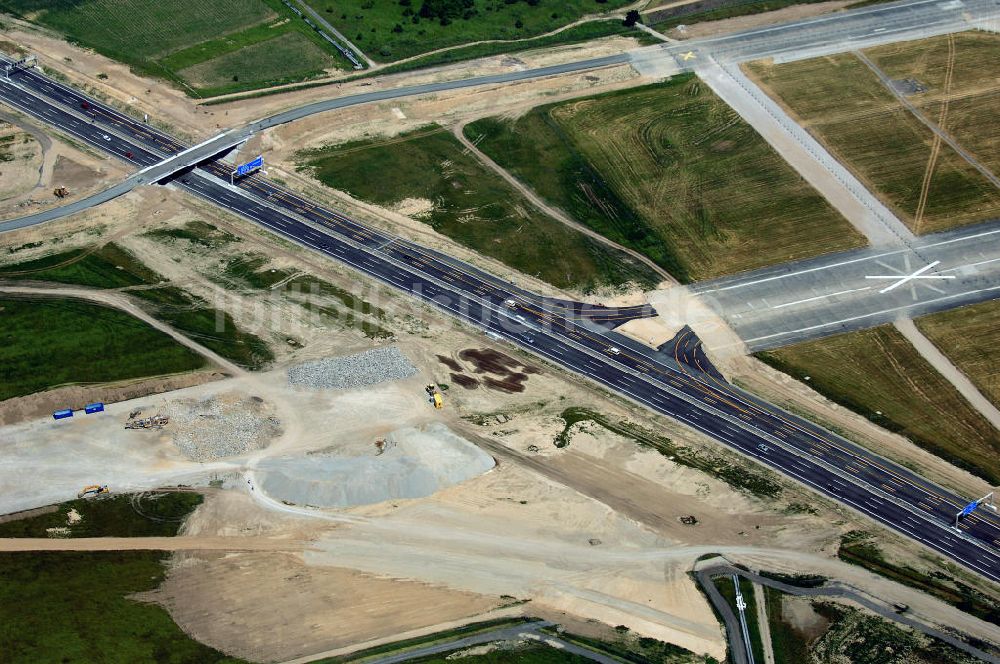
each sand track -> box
[0,536,309,552]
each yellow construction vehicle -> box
[425,384,444,409]
[77,485,109,499]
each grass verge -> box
[646,0,829,31]
[0,297,206,401]
[756,325,1000,484]
[299,125,661,291]
[544,626,718,663]
[762,586,812,663]
[467,75,861,282]
[812,601,986,663]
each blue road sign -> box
[235,155,263,177]
[960,500,978,517]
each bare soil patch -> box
[437,348,541,393]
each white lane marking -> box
[701,226,1000,295]
[864,260,955,293]
[746,284,1000,343]
[940,256,1000,273]
[770,287,871,310]
[700,248,908,293]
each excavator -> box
[77,485,109,499]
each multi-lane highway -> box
[1,5,999,586]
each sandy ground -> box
[4,196,999,660]
[150,549,506,663]
[0,536,307,552]
[0,107,126,221]
[0,118,43,201]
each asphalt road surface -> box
[697,563,1000,663]
[1,3,999,585]
[693,220,1000,350]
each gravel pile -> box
[167,394,281,461]
[288,346,417,390]
[257,424,494,508]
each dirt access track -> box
[0,536,308,552]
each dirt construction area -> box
[2,31,1000,661]
[1,180,998,661]
[4,338,998,661]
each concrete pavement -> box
[693,220,1000,350]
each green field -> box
[300,125,661,291]
[865,32,1000,185]
[467,75,862,282]
[0,297,206,400]
[177,32,334,93]
[0,493,245,663]
[916,299,1000,410]
[0,0,347,96]
[757,325,1000,484]
[746,53,1000,234]
[0,244,274,370]
[304,0,630,62]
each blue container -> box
[84,402,104,414]
[53,409,73,420]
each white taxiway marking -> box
[771,287,871,310]
[865,260,955,294]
